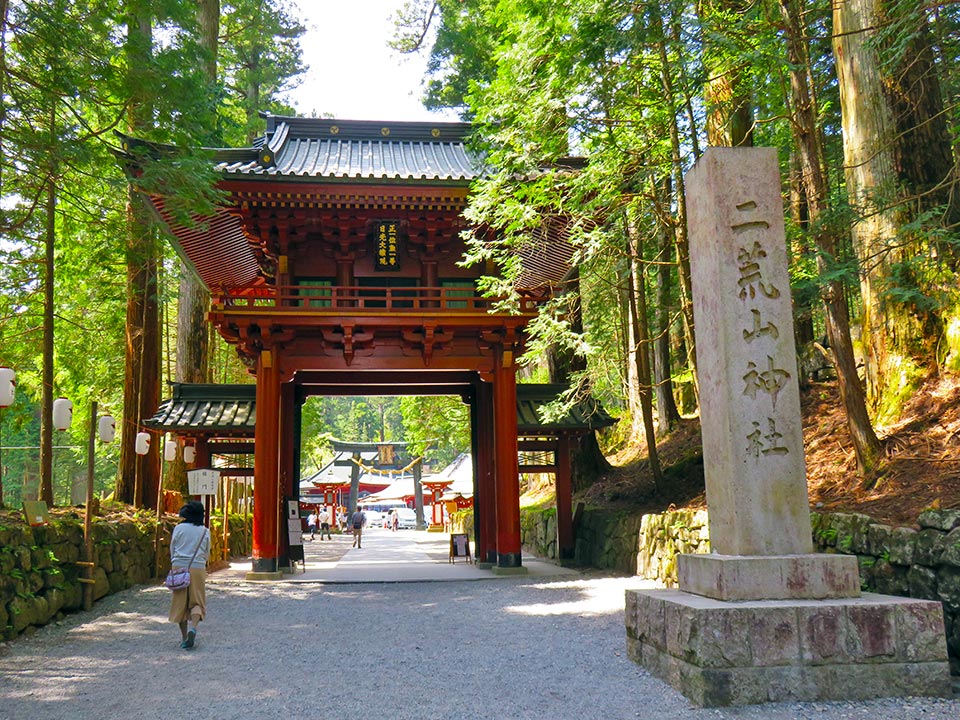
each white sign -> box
[188,468,220,496]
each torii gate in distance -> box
[127,116,577,575]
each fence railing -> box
[214,285,538,314]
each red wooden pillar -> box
[193,437,211,469]
[555,435,574,561]
[493,351,521,568]
[252,350,281,573]
[475,379,497,564]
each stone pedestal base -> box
[491,565,528,576]
[679,553,860,601]
[625,589,952,707]
[245,571,283,581]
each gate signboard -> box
[187,468,220,496]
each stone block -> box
[31,546,52,570]
[915,529,947,565]
[871,559,909,596]
[908,564,939,600]
[43,587,65,617]
[845,602,897,661]
[626,589,952,707]
[939,527,960,567]
[894,600,949,663]
[748,606,799,666]
[15,546,31,571]
[857,555,875,588]
[866,523,892,557]
[677,604,754,668]
[886,526,918,566]
[678,553,860,601]
[918,508,960,532]
[92,567,109,600]
[635,590,666,650]
[624,586,637,635]
[936,566,960,614]
[798,604,847,664]
[832,512,874,554]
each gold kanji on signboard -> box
[375,221,401,270]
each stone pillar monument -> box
[625,148,951,706]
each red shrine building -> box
[130,115,581,574]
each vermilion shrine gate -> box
[131,115,593,575]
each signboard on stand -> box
[287,499,304,563]
[449,533,472,563]
[187,468,220,496]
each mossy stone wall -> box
[1,513,251,641]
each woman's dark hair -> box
[178,500,205,526]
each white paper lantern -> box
[182,445,196,464]
[164,439,178,462]
[135,431,151,455]
[97,415,116,443]
[52,397,73,431]
[0,368,15,408]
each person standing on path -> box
[168,501,210,650]
[350,507,366,548]
[318,506,332,539]
[306,509,318,540]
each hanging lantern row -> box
[0,368,15,408]
[0,374,119,445]
[0,373,187,459]
[137,433,197,464]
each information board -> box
[23,500,49,527]
[449,533,472,564]
[187,468,220,496]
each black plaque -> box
[374,221,401,271]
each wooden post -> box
[153,435,166,577]
[555,435,574,561]
[81,401,97,611]
[493,351,521,568]
[223,477,231,561]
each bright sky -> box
[284,1,459,122]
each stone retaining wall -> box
[1,514,251,641]
[452,506,642,573]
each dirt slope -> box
[583,375,960,528]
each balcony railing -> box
[213,285,538,314]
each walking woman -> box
[169,501,210,650]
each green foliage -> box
[398,395,470,468]
[219,0,306,143]
[0,0,309,506]
[296,395,468,476]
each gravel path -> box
[1,545,958,719]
